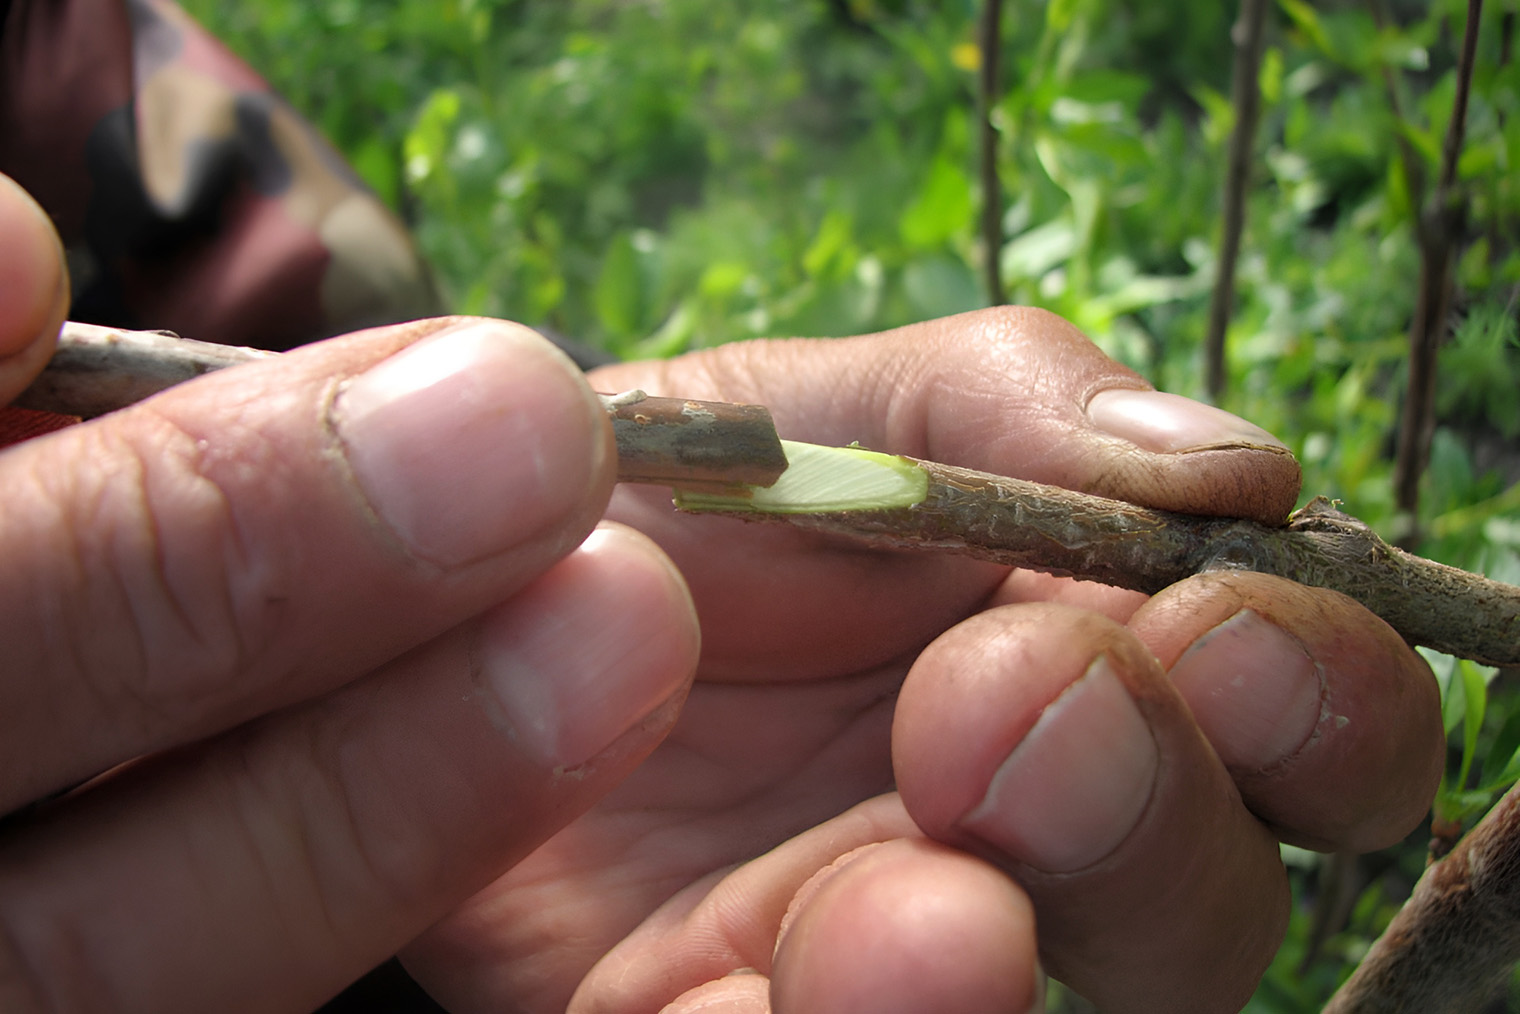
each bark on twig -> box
[16,321,280,419]
[1204,0,1270,400]
[17,323,788,491]
[600,390,788,490]
[1324,779,1520,1013]
[978,0,1007,306]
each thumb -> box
[595,306,1300,525]
[0,317,617,811]
[0,173,68,404]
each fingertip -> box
[1131,571,1444,851]
[894,602,1287,1010]
[894,603,1156,864]
[331,318,616,568]
[1083,388,1302,525]
[770,838,1041,1014]
[480,521,699,770]
[0,174,68,401]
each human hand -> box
[398,308,1444,1014]
[0,176,701,1011]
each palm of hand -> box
[409,503,1007,1011]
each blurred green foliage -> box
[181,0,1520,1007]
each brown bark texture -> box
[694,458,1520,667]
[1324,778,1520,1013]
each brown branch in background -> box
[977,0,1007,306]
[1204,0,1270,401]
[1392,0,1484,544]
[1324,777,1520,1013]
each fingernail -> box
[1168,610,1323,771]
[1087,388,1288,453]
[962,657,1157,873]
[332,321,609,567]
[479,525,696,769]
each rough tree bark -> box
[1325,777,1520,1013]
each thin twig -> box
[16,323,788,491]
[600,390,788,489]
[683,460,1520,667]
[21,323,1520,665]
[978,0,1007,306]
[1392,0,1484,538]
[1204,0,1270,400]
[16,321,280,419]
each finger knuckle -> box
[50,412,295,726]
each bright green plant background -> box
[181,0,1520,1007]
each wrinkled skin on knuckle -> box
[52,411,298,729]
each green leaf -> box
[1277,0,1331,56]
[403,87,462,186]
[803,210,858,280]
[903,254,984,320]
[1430,646,1464,735]
[898,155,974,250]
[593,231,646,338]
[1480,703,1520,792]
[1259,46,1284,106]
[1455,658,1491,793]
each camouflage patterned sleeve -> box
[0,0,441,351]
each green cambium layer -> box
[674,439,928,513]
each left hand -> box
[400,308,1443,1014]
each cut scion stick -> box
[675,439,928,513]
[602,391,789,492]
